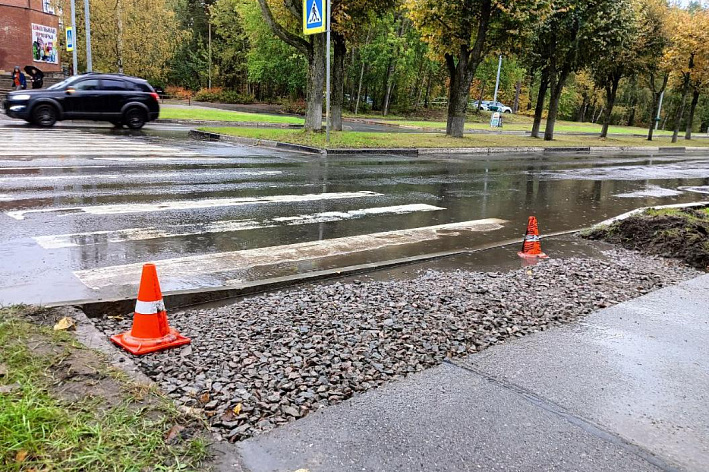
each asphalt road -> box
[1,120,709,305]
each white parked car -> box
[486,101,513,113]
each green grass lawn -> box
[373,114,673,136]
[200,126,707,149]
[0,306,208,471]
[159,106,304,124]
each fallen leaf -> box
[15,450,28,462]
[178,405,204,418]
[199,392,210,404]
[164,424,185,444]
[526,270,533,275]
[53,317,76,331]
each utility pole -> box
[325,0,331,143]
[70,0,78,74]
[493,54,502,103]
[84,0,92,72]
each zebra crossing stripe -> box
[74,218,508,290]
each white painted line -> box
[7,191,381,220]
[614,185,684,198]
[74,218,508,289]
[34,204,445,249]
[0,170,281,183]
[93,157,229,162]
[679,186,709,195]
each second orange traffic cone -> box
[110,263,190,355]
[518,216,548,259]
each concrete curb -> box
[189,130,323,155]
[592,200,709,227]
[190,130,709,157]
[158,119,303,129]
[48,230,579,318]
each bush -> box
[193,88,254,104]
[279,98,307,115]
[165,86,193,100]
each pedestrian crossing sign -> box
[303,0,326,35]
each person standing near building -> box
[11,66,27,90]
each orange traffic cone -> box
[518,216,549,259]
[110,263,190,355]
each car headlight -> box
[10,94,31,100]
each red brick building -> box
[0,0,62,74]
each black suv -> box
[2,73,160,129]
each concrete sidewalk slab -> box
[236,274,709,472]
[238,363,661,472]
[461,274,709,471]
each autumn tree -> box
[529,0,636,141]
[407,0,546,137]
[664,7,709,142]
[258,0,326,131]
[63,0,184,82]
[591,0,639,138]
[637,0,672,141]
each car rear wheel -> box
[32,104,57,127]
[504,110,511,113]
[123,108,146,130]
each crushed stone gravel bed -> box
[92,249,699,442]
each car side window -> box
[74,79,100,91]
[101,79,126,91]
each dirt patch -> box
[586,208,709,270]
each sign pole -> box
[84,0,92,72]
[493,54,502,103]
[70,0,77,74]
[325,0,331,143]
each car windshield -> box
[47,76,83,90]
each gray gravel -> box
[92,249,700,442]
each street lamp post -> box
[84,0,92,72]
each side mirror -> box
[66,87,76,94]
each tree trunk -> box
[424,71,432,108]
[647,73,668,141]
[512,81,521,113]
[446,60,470,137]
[672,54,694,143]
[332,33,345,131]
[685,88,700,140]
[600,75,620,138]
[531,68,549,138]
[305,35,325,131]
[578,94,588,122]
[443,0,492,137]
[544,70,570,141]
[672,72,691,143]
[527,72,534,111]
[477,81,485,110]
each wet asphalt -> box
[1,120,709,305]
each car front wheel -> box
[32,104,57,127]
[123,108,146,129]
[504,110,511,113]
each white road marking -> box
[7,191,381,220]
[34,204,445,249]
[0,128,198,157]
[614,185,684,198]
[680,186,709,195]
[74,218,507,289]
[0,170,281,183]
